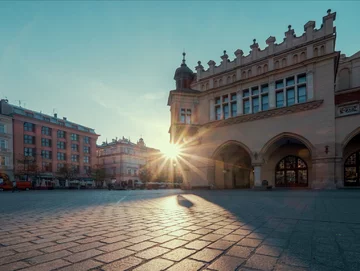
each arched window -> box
[314,48,318,57]
[282,58,287,67]
[227,76,231,84]
[205,83,209,90]
[300,52,306,61]
[214,80,218,88]
[344,151,360,186]
[320,46,325,55]
[275,61,279,69]
[275,155,308,187]
[201,84,205,91]
[293,54,298,64]
[242,71,246,79]
[263,64,268,73]
[247,69,252,77]
[338,69,350,90]
[219,79,223,86]
[232,74,236,82]
[257,66,262,75]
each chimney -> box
[54,113,57,118]
[63,117,67,121]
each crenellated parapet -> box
[194,10,336,89]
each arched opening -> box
[214,80,218,88]
[293,54,298,64]
[242,71,246,79]
[219,79,223,86]
[263,64,268,73]
[232,74,236,82]
[257,66,262,75]
[343,133,360,186]
[247,70,252,78]
[227,76,231,84]
[211,141,252,189]
[314,48,318,57]
[275,61,279,69]
[205,83,209,90]
[275,155,308,187]
[320,45,325,55]
[300,52,306,61]
[261,134,313,187]
[281,58,287,67]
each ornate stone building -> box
[168,10,360,189]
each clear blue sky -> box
[1,1,359,151]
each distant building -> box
[0,99,99,185]
[96,137,161,186]
[168,10,360,189]
[0,102,14,182]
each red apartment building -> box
[0,99,99,184]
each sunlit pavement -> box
[1,189,360,271]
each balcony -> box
[0,147,10,153]
[0,131,11,139]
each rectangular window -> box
[41,150,52,159]
[57,163,64,170]
[41,126,52,136]
[243,99,250,114]
[84,156,90,163]
[24,135,35,144]
[24,148,35,157]
[0,124,5,133]
[262,94,269,111]
[286,77,295,86]
[84,136,90,144]
[57,152,66,161]
[251,87,259,96]
[0,156,8,166]
[57,130,65,138]
[222,95,229,103]
[261,84,269,93]
[252,97,259,113]
[84,146,90,154]
[70,133,79,141]
[57,141,66,149]
[71,154,79,162]
[276,91,284,108]
[41,138,51,147]
[275,80,284,89]
[0,139,7,150]
[297,74,306,84]
[215,97,221,104]
[287,88,295,106]
[298,85,307,103]
[223,104,229,119]
[243,90,249,98]
[84,166,90,173]
[71,143,79,152]
[215,106,221,120]
[180,108,185,123]
[25,112,34,117]
[43,117,50,122]
[186,109,191,124]
[230,93,237,101]
[231,102,237,117]
[24,122,35,132]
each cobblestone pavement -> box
[1,189,360,271]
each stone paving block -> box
[14,242,55,253]
[237,238,262,248]
[169,229,191,237]
[0,250,15,257]
[207,255,245,271]
[64,248,104,263]
[185,225,202,231]
[151,235,176,243]
[40,242,78,253]
[68,241,104,253]
[102,256,143,271]
[101,235,129,244]
[133,258,174,271]
[344,251,360,263]
[226,245,254,258]
[162,247,196,261]
[98,241,132,252]
[206,224,223,230]
[0,250,43,265]
[127,235,152,243]
[185,240,211,250]
[274,264,307,271]
[179,233,202,241]
[263,237,288,247]
[76,236,103,244]
[193,228,213,235]
[161,239,188,249]
[58,259,103,271]
[190,248,223,262]
[233,229,252,236]
[208,240,235,250]
[135,246,170,260]
[20,259,71,271]
[127,241,157,251]
[95,248,134,263]
[221,234,245,242]
[256,244,283,257]
[313,253,345,269]
[279,252,310,268]
[0,261,30,271]
[245,254,277,271]
[167,258,205,271]
[212,228,234,235]
[28,249,72,265]
[200,233,223,242]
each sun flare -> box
[162,143,181,159]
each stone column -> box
[269,80,275,108]
[307,70,314,100]
[253,165,262,187]
[237,90,243,115]
[209,98,215,121]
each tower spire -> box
[182,51,186,66]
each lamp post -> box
[173,162,177,185]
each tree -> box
[57,163,78,181]
[15,154,42,182]
[87,164,107,188]
[139,165,153,184]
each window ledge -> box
[205,99,323,128]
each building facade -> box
[168,10,360,189]
[0,103,14,182]
[96,137,160,186]
[0,99,99,184]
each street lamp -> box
[173,162,177,184]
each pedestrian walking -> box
[12,181,18,193]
